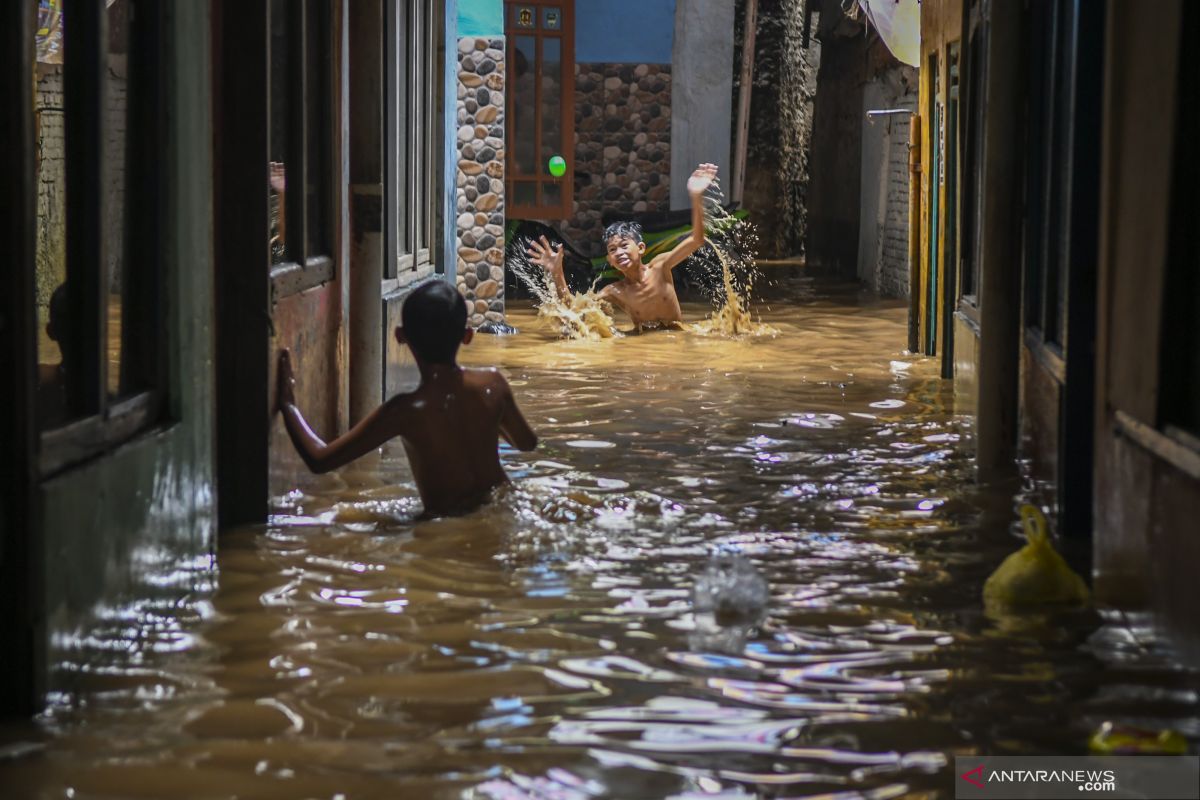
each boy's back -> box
[383,366,528,514]
[277,280,537,517]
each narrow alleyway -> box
[3,279,1197,798]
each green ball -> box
[548,155,566,177]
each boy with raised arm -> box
[276,280,538,517]
[526,163,719,331]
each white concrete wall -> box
[669,0,734,209]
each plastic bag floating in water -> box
[1088,721,1188,755]
[983,505,1089,615]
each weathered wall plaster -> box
[669,0,734,209]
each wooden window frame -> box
[384,0,442,289]
[504,0,575,220]
[39,0,167,478]
[1021,0,1076,357]
[268,0,335,302]
[957,1,986,321]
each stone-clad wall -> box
[563,63,671,255]
[454,36,507,328]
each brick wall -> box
[879,92,915,298]
[35,62,128,310]
[857,65,916,298]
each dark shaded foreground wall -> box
[1093,0,1200,665]
[38,3,216,696]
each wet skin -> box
[529,163,719,331]
[276,328,538,517]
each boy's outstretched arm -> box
[526,236,572,301]
[658,163,719,272]
[277,350,402,473]
[497,377,538,451]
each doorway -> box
[504,1,575,219]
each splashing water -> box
[689,553,771,654]
[692,185,779,337]
[508,246,620,340]
[507,181,776,339]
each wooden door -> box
[504,1,575,219]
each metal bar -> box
[0,0,44,716]
[125,0,167,394]
[64,0,108,416]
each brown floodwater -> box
[3,277,1198,799]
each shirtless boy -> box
[526,163,719,331]
[276,280,538,517]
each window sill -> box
[957,296,981,327]
[381,263,436,297]
[954,306,981,337]
[270,256,334,303]
[39,392,164,478]
[1023,328,1066,385]
[1114,410,1200,482]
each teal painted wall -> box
[39,1,216,693]
[459,0,502,36]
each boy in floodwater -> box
[526,163,719,332]
[276,280,538,517]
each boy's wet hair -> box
[603,220,643,245]
[401,280,468,364]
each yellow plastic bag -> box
[1088,722,1188,755]
[983,505,1090,613]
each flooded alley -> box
[6,1,1200,796]
[4,281,1196,798]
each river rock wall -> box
[455,36,507,328]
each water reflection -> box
[2,279,1197,798]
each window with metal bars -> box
[386,0,442,283]
[267,0,335,300]
[32,0,166,476]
